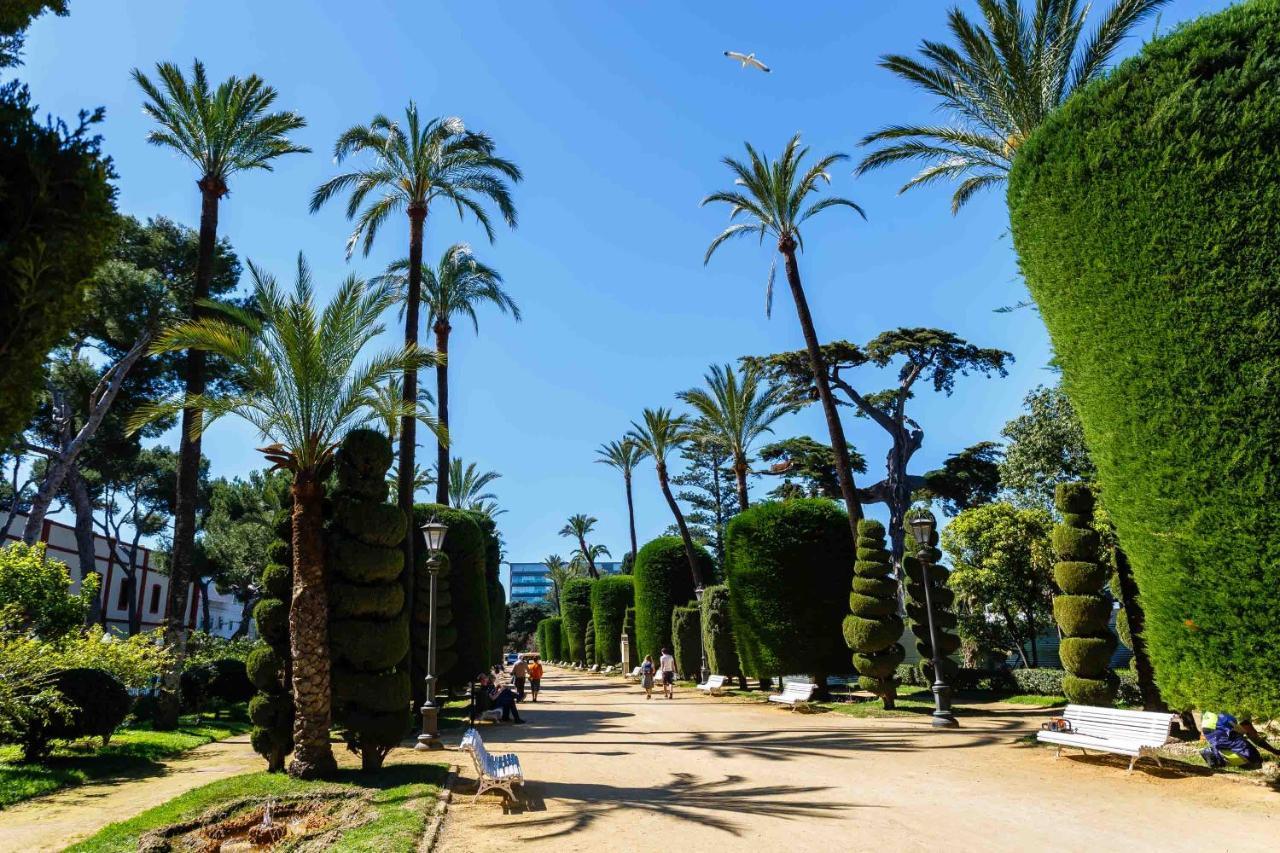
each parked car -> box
[505,652,519,665]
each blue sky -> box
[21,0,1230,590]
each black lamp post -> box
[694,585,710,685]
[415,517,449,751]
[908,513,958,729]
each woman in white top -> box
[659,647,677,699]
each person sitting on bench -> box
[477,673,525,724]
[1200,711,1278,768]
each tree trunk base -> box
[153,688,182,731]
[288,752,338,780]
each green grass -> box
[1000,694,1067,707]
[66,763,447,853]
[816,688,939,718]
[0,713,251,808]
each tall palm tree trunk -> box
[399,206,425,686]
[624,472,639,562]
[779,239,862,538]
[434,321,450,506]
[734,458,750,510]
[658,463,707,589]
[156,181,220,730]
[288,471,337,779]
[578,534,598,578]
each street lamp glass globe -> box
[909,514,936,549]
[422,518,449,554]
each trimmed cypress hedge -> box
[591,575,635,666]
[472,512,507,666]
[328,430,410,770]
[412,504,489,689]
[633,536,708,662]
[844,520,905,706]
[672,604,701,679]
[1048,484,1117,706]
[700,584,743,687]
[560,577,594,665]
[902,519,960,684]
[724,499,855,685]
[250,506,293,771]
[1007,0,1280,716]
[545,616,565,661]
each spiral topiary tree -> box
[591,575,634,666]
[1007,1,1280,716]
[633,536,708,661]
[672,604,701,680]
[724,499,854,692]
[560,619,570,663]
[700,584,744,688]
[1051,483,1117,706]
[843,519,905,708]
[412,505,488,693]
[902,517,960,685]
[326,429,410,771]
[560,577,594,665]
[248,506,294,771]
[584,617,596,667]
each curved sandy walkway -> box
[437,667,1277,853]
[0,735,259,852]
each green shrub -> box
[1007,0,1280,717]
[250,510,292,771]
[902,521,960,683]
[843,520,904,705]
[1053,561,1109,595]
[412,504,489,689]
[252,598,288,646]
[1011,667,1065,696]
[591,575,634,666]
[700,585,741,684]
[1059,636,1117,676]
[724,499,854,684]
[20,668,129,761]
[633,537,707,662]
[260,563,290,600]
[622,607,637,665]
[544,616,565,661]
[471,513,507,667]
[1052,596,1112,637]
[560,577,594,665]
[0,542,100,637]
[329,430,411,770]
[671,605,701,679]
[535,618,553,659]
[584,617,596,666]
[246,646,283,691]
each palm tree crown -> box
[857,0,1169,212]
[703,134,864,315]
[595,438,649,478]
[626,407,692,469]
[380,243,520,333]
[132,256,438,468]
[446,458,503,512]
[133,59,309,195]
[543,553,582,613]
[368,376,443,445]
[310,105,522,257]
[678,362,795,507]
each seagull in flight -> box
[724,51,771,73]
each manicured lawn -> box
[1000,694,1067,707]
[66,762,448,853]
[0,713,251,808]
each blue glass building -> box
[506,560,623,604]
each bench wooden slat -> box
[1037,705,1175,773]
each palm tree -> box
[132,256,437,779]
[678,362,794,509]
[132,59,307,729]
[446,457,502,512]
[857,0,1169,212]
[595,438,650,563]
[310,105,521,602]
[559,513,607,579]
[627,407,708,589]
[542,554,581,614]
[703,135,865,540]
[376,243,519,505]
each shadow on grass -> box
[457,772,867,836]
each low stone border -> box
[419,763,460,853]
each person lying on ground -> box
[1200,711,1279,769]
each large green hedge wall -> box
[724,499,854,684]
[249,506,294,771]
[412,504,488,689]
[1007,0,1280,716]
[591,575,634,666]
[535,618,551,659]
[843,520,905,707]
[328,430,410,770]
[545,616,565,661]
[560,577,594,665]
[902,520,960,685]
[1050,484,1118,705]
[472,512,507,666]
[633,536,708,661]
[672,605,701,680]
[700,584,743,686]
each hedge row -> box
[633,537,706,661]
[591,575,634,666]
[560,577,594,665]
[412,504,489,690]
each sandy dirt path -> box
[437,668,1277,853]
[0,735,259,852]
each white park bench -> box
[1036,704,1176,773]
[768,680,817,711]
[460,728,525,802]
[628,666,643,681]
[697,674,728,695]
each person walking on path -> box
[511,657,530,701]
[659,647,677,700]
[528,657,544,702]
[641,654,656,700]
